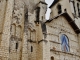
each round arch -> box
[60,34,70,52]
[57,4,62,14]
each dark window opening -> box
[72,1,76,15]
[36,7,40,23]
[31,46,33,52]
[77,3,80,17]
[15,42,18,49]
[57,4,62,14]
[51,56,54,60]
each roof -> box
[49,0,59,8]
[45,13,80,34]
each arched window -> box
[57,4,62,14]
[51,56,54,60]
[60,34,69,52]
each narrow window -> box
[57,4,62,14]
[31,46,33,52]
[15,42,18,49]
[60,34,69,52]
[72,1,76,15]
[77,3,80,17]
[51,56,54,60]
[36,7,40,23]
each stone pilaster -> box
[1,0,14,60]
[78,33,80,56]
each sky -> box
[45,0,54,19]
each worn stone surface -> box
[0,0,80,60]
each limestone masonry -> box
[0,0,80,60]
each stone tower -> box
[0,0,47,60]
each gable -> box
[46,16,77,35]
[46,13,80,34]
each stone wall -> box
[0,0,79,60]
[46,16,80,60]
[50,0,74,19]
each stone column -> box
[1,0,14,60]
[78,33,80,56]
[22,32,28,60]
[36,23,50,60]
[36,23,43,60]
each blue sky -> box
[45,0,54,19]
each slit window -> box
[36,7,40,22]
[31,46,33,52]
[15,42,18,49]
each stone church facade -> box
[0,0,80,60]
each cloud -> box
[45,0,54,19]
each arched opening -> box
[60,34,70,52]
[57,4,62,14]
[51,56,54,60]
